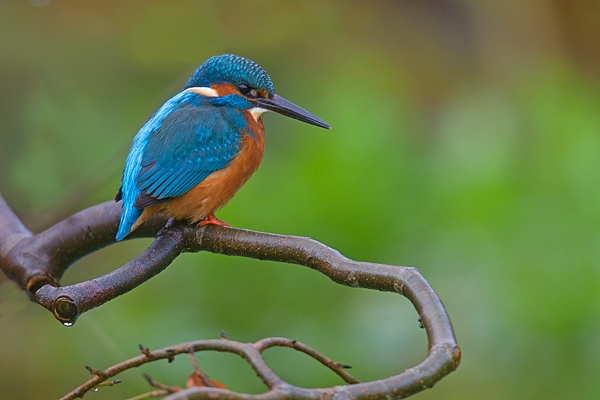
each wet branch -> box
[0,190,461,398]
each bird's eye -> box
[237,83,252,95]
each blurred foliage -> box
[1,0,600,399]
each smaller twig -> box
[96,380,121,387]
[139,344,155,360]
[166,349,176,363]
[90,379,121,393]
[143,373,181,393]
[187,347,213,387]
[255,337,360,384]
[127,389,171,400]
[85,365,107,378]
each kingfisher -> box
[115,54,330,241]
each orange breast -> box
[132,112,265,229]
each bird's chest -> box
[225,121,265,187]
[165,114,264,221]
[220,111,265,184]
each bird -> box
[115,54,330,241]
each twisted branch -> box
[0,190,461,398]
[61,336,359,400]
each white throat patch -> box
[248,107,268,122]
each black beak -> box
[254,94,331,129]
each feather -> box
[116,91,246,240]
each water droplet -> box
[63,322,73,327]
[93,388,98,392]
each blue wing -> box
[135,106,241,206]
[116,91,243,240]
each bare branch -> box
[61,337,360,400]
[0,190,33,285]
[254,338,359,385]
[187,348,220,387]
[127,389,171,400]
[143,373,181,393]
[0,192,461,399]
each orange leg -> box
[198,213,230,227]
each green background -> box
[1,1,600,399]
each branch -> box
[61,336,359,400]
[0,191,461,398]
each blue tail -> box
[116,202,142,241]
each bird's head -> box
[185,54,330,129]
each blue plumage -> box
[116,54,330,241]
[116,91,193,241]
[116,90,245,240]
[185,54,275,96]
[138,100,243,201]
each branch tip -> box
[164,348,176,362]
[85,366,105,377]
[93,379,121,391]
[139,344,149,353]
[53,296,79,325]
[142,373,154,386]
[186,351,218,388]
[143,373,179,393]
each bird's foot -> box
[198,214,230,227]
